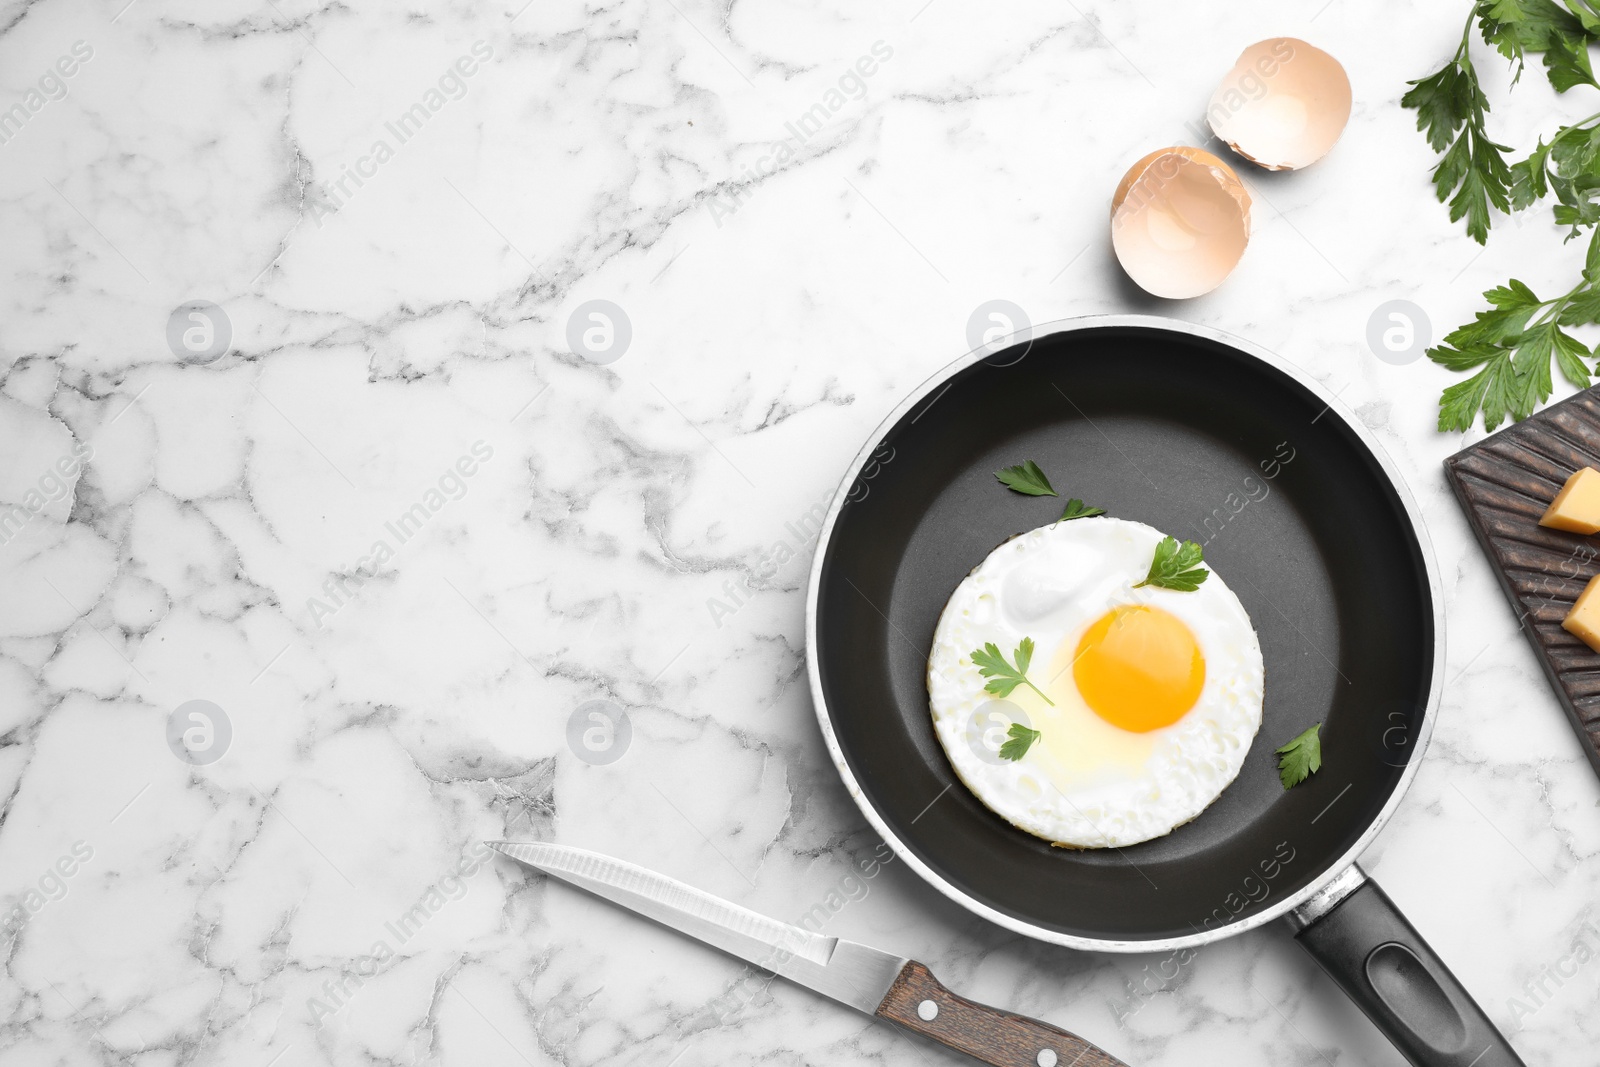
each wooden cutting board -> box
[1445,386,1600,779]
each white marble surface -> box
[1,1,1598,1065]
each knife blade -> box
[488,841,1130,1067]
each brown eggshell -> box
[1110,147,1252,300]
[1207,38,1351,171]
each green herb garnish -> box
[1477,0,1597,93]
[1407,5,1600,431]
[1509,109,1600,236]
[970,637,1055,706]
[1276,723,1324,790]
[1133,536,1209,592]
[1403,2,1598,245]
[999,723,1042,761]
[1429,234,1600,431]
[1059,498,1107,521]
[994,461,1056,497]
[1402,12,1513,245]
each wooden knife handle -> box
[875,960,1130,1067]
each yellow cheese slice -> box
[1563,574,1600,653]
[1540,467,1600,535]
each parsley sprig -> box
[1059,498,1107,521]
[995,460,1108,518]
[1404,2,1600,244]
[1429,227,1600,430]
[970,637,1055,706]
[1403,11,1513,244]
[1478,0,1598,92]
[1133,537,1209,592]
[999,723,1041,761]
[1511,108,1600,235]
[1409,5,1600,430]
[1276,723,1323,790]
[994,461,1056,496]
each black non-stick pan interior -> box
[813,325,1435,943]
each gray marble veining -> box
[0,1,1597,1065]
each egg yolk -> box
[1072,606,1204,732]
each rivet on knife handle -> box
[876,960,1130,1067]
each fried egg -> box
[927,517,1263,848]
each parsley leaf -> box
[999,722,1042,761]
[1569,0,1600,33]
[970,638,1055,706]
[1510,109,1600,237]
[1133,536,1209,592]
[1416,7,1600,430]
[994,460,1056,497]
[1403,12,1515,243]
[1477,0,1597,91]
[1429,234,1600,431]
[1404,2,1599,243]
[1276,723,1323,789]
[1059,498,1107,521]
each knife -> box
[488,841,1130,1067]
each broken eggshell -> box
[1110,147,1252,300]
[1208,38,1351,171]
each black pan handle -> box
[1289,865,1524,1067]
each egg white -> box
[927,517,1264,848]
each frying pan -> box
[804,317,1524,1067]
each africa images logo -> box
[0,439,93,546]
[310,41,495,226]
[705,40,894,227]
[0,40,93,147]
[305,441,494,627]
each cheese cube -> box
[1563,575,1600,652]
[1540,467,1600,535]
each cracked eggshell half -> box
[1110,147,1251,300]
[1208,38,1351,171]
